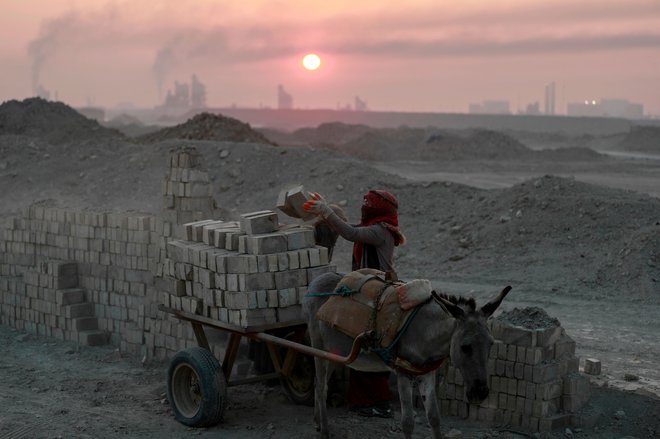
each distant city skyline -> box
[1,1,659,116]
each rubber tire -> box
[167,347,227,427]
[278,331,316,406]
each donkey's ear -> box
[432,290,465,320]
[480,285,512,318]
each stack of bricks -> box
[161,146,220,232]
[17,261,107,346]
[159,210,336,329]
[438,309,591,433]
[0,205,160,356]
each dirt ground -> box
[2,319,660,439]
[1,100,660,438]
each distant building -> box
[468,100,511,115]
[521,102,541,115]
[277,85,293,109]
[567,98,644,119]
[354,96,368,111]
[544,82,556,115]
[160,74,207,111]
[190,75,207,109]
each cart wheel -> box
[167,347,227,427]
[279,331,315,406]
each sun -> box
[302,53,321,71]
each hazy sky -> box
[1,0,659,115]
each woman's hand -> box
[303,192,328,215]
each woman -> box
[304,189,406,418]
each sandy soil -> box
[1,100,660,438]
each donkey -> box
[302,271,511,439]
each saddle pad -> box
[316,269,408,347]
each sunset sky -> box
[1,0,659,115]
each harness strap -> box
[393,356,448,376]
[371,304,422,365]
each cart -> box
[159,304,367,427]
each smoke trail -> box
[152,45,178,100]
[27,12,80,95]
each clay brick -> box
[274,269,307,289]
[496,359,506,376]
[246,233,287,255]
[583,358,601,375]
[65,302,94,319]
[514,362,525,379]
[79,330,107,346]
[526,347,543,365]
[240,308,278,327]
[536,379,563,400]
[287,251,300,270]
[276,304,303,322]
[281,228,313,250]
[73,316,98,331]
[239,211,278,235]
[554,334,576,358]
[538,414,571,432]
[498,341,508,359]
[500,324,535,346]
[239,272,276,291]
[504,360,514,378]
[536,325,563,347]
[307,265,336,284]
[491,340,503,359]
[533,362,559,383]
[507,378,518,395]
[563,373,591,395]
[277,186,315,220]
[56,288,85,305]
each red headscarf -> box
[353,190,406,268]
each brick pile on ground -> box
[0,205,161,356]
[159,211,335,333]
[160,146,223,229]
[17,261,107,346]
[438,306,592,433]
[136,112,277,145]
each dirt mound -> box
[278,125,607,162]
[291,122,372,147]
[136,112,277,145]
[496,306,561,329]
[0,97,124,144]
[339,126,427,160]
[618,125,660,153]
[395,174,660,302]
[422,129,532,160]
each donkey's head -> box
[432,286,511,404]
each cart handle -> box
[252,330,369,365]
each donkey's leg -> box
[418,371,442,439]
[313,357,331,438]
[396,372,416,439]
[307,320,331,438]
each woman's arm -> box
[321,208,385,246]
